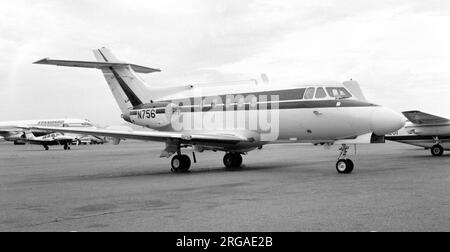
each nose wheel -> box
[336,144,354,174]
[336,159,354,174]
[171,155,191,173]
[431,144,444,157]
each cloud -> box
[0,0,450,124]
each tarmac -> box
[0,141,449,232]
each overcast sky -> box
[1,0,450,125]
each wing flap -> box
[403,111,449,125]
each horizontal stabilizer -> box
[33,58,161,74]
[402,111,449,125]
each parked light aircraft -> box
[0,118,95,146]
[23,131,74,150]
[386,111,450,156]
[30,47,405,174]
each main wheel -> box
[336,159,354,174]
[223,153,243,169]
[44,146,49,151]
[171,155,191,173]
[431,145,444,157]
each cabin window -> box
[304,87,315,100]
[315,87,327,99]
[278,89,306,100]
[326,87,352,99]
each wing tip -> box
[33,58,50,64]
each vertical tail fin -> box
[24,130,36,140]
[93,48,152,113]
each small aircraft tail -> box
[24,130,36,140]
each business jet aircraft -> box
[386,111,450,156]
[23,131,74,150]
[0,118,94,145]
[30,47,405,174]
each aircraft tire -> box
[171,155,191,173]
[431,145,444,157]
[336,159,354,174]
[223,153,243,169]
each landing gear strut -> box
[336,144,354,174]
[223,153,243,169]
[63,144,71,150]
[171,155,191,173]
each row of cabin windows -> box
[278,87,352,100]
[155,87,353,108]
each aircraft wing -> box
[0,128,20,134]
[25,126,253,145]
[403,111,449,125]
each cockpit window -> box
[326,87,352,99]
[315,87,327,99]
[304,87,315,100]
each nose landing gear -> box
[431,144,444,157]
[336,144,354,174]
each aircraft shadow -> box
[16,162,305,185]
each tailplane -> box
[34,47,162,116]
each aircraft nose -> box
[371,107,405,136]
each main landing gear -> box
[169,151,244,173]
[63,144,71,151]
[336,144,354,174]
[171,154,191,173]
[429,136,444,157]
[223,153,243,169]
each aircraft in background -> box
[386,111,450,156]
[30,47,404,174]
[23,131,75,150]
[0,118,97,146]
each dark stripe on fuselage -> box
[132,95,378,112]
[386,135,450,141]
[98,50,143,107]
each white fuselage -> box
[389,121,450,151]
[404,122,450,136]
[126,83,404,146]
